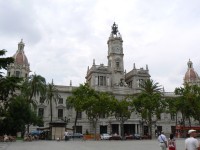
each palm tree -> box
[140,79,162,94]
[45,80,60,122]
[133,79,163,138]
[29,74,46,106]
[21,73,46,108]
[20,73,46,133]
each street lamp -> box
[64,116,70,127]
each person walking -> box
[168,133,176,150]
[185,129,200,150]
[64,130,69,141]
[158,131,168,150]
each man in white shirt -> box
[185,129,200,150]
[158,131,168,150]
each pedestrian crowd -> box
[158,129,200,150]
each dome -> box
[13,39,29,66]
[184,68,199,81]
[13,51,29,65]
[184,59,199,82]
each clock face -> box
[113,46,121,53]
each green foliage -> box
[132,79,163,136]
[0,49,14,77]
[114,98,132,123]
[67,83,94,110]
[45,80,60,122]
[85,92,116,121]
[66,83,116,139]
[0,95,43,135]
[0,49,22,113]
[0,76,22,102]
[174,84,200,125]
[133,79,163,120]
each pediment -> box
[37,104,47,108]
[97,64,107,71]
[56,105,66,109]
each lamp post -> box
[108,119,112,134]
[139,120,144,136]
[64,116,70,128]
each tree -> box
[0,49,22,120]
[19,73,46,133]
[21,73,46,108]
[132,79,163,138]
[175,84,200,126]
[45,80,60,122]
[84,91,116,140]
[113,98,132,140]
[165,97,179,126]
[66,83,94,133]
[0,49,14,77]
[0,77,22,103]
[0,95,43,136]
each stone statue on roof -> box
[111,22,118,35]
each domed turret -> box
[7,39,30,78]
[13,39,29,66]
[184,59,199,85]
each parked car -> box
[67,133,83,138]
[109,134,122,140]
[133,134,142,140]
[30,130,43,136]
[125,134,142,140]
[100,133,112,140]
[125,134,134,140]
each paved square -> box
[0,139,186,150]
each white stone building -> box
[7,23,185,137]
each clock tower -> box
[107,22,125,86]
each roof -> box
[13,39,29,66]
[184,59,199,82]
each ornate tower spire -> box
[187,59,193,69]
[18,39,25,51]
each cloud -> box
[1,0,200,92]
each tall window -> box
[39,97,45,103]
[77,111,82,119]
[157,114,161,120]
[16,71,20,77]
[74,126,82,134]
[98,76,106,86]
[116,61,120,68]
[58,98,63,104]
[38,108,44,117]
[138,79,144,87]
[100,113,106,118]
[128,81,132,88]
[171,113,175,120]
[58,109,63,119]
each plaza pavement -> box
[0,138,186,150]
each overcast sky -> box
[1,0,200,92]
